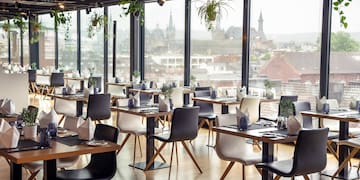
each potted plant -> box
[160,84,174,110]
[119,0,145,25]
[197,0,230,30]
[52,10,71,40]
[87,12,107,38]
[30,62,37,70]
[1,22,10,32]
[132,70,141,84]
[21,108,38,139]
[264,80,274,99]
[30,20,42,44]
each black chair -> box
[40,72,64,96]
[144,107,202,174]
[194,88,217,146]
[88,76,102,93]
[259,95,298,122]
[87,94,111,124]
[293,101,339,161]
[195,86,211,91]
[256,128,329,180]
[56,124,119,180]
[28,70,37,94]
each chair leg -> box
[144,142,167,171]
[332,147,359,178]
[28,170,40,180]
[154,146,167,163]
[303,175,310,180]
[58,115,65,126]
[175,142,179,165]
[274,175,281,180]
[208,120,212,146]
[117,134,131,155]
[327,141,339,161]
[242,164,246,180]
[198,119,206,130]
[170,142,175,167]
[220,161,235,180]
[181,141,202,173]
[137,136,142,157]
[133,135,137,166]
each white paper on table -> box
[0,119,19,148]
[39,109,58,128]
[116,99,128,107]
[77,118,94,140]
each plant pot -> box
[133,76,141,84]
[23,125,37,140]
[92,20,98,27]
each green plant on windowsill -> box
[88,12,107,38]
[13,15,26,37]
[119,0,145,25]
[30,21,43,44]
[197,0,230,31]
[52,10,72,40]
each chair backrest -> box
[86,124,119,178]
[168,107,199,141]
[194,90,213,114]
[87,94,111,121]
[88,76,102,92]
[195,86,210,91]
[278,95,298,117]
[293,101,312,128]
[291,128,328,175]
[240,97,260,123]
[140,93,152,105]
[54,98,77,117]
[115,99,144,132]
[28,70,36,82]
[50,73,64,87]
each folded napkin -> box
[159,98,170,112]
[77,118,95,140]
[38,109,58,128]
[0,98,15,115]
[316,96,327,112]
[63,116,82,132]
[287,115,301,135]
[349,96,358,110]
[134,93,140,107]
[0,119,19,148]
[117,99,128,107]
[66,84,76,95]
[83,87,90,98]
[236,86,247,101]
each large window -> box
[9,18,29,65]
[144,0,185,85]
[38,14,55,68]
[249,0,322,116]
[108,5,130,81]
[329,1,360,108]
[81,8,104,77]
[191,0,243,93]
[58,11,77,71]
[0,21,8,63]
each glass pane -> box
[191,0,243,92]
[0,21,9,64]
[58,11,77,72]
[249,0,322,117]
[81,8,104,77]
[144,0,185,85]
[9,18,28,65]
[108,5,130,82]
[39,14,55,68]
[330,1,360,108]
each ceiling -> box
[0,0,121,20]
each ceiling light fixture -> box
[157,0,166,6]
[58,3,65,9]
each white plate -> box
[57,129,68,134]
[262,133,277,138]
[86,140,108,147]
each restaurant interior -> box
[1,0,360,179]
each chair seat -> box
[56,168,111,180]
[121,127,163,135]
[219,145,262,165]
[256,159,293,177]
[328,131,339,139]
[198,113,217,120]
[153,132,171,142]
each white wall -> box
[0,72,29,113]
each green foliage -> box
[132,70,140,78]
[198,0,230,31]
[1,22,10,32]
[264,80,273,89]
[331,31,360,52]
[88,12,107,38]
[31,63,37,70]
[333,0,352,29]
[21,108,38,126]
[89,76,97,87]
[279,99,294,118]
[52,10,72,40]
[13,15,26,37]
[30,21,42,44]
[161,84,174,98]
[119,0,145,25]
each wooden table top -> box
[0,114,18,122]
[213,126,298,144]
[106,82,132,87]
[111,106,171,118]
[128,88,162,95]
[64,77,87,81]
[301,110,360,123]
[192,96,241,106]
[0,140,121,164]
[49,94,88,102]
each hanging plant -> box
[197,0,230,31]
[13,15,26,37]
[30,21,42,44]
[1,22,10,32]
[333,0,352,29]
[119,0,145,25]
[87,12,107,38]
[52,10,72,40]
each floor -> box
[0,95,359,180]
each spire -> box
[258,11,266,40]
[169,10,174,29]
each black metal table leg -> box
[154,95,159,104]
[44,159,56,180]
[183,93,190,106]
[221,105,229,114]
[76,101,83,117]
[262,142,274,180]
[10,162,22,180]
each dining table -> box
[0,137,121,180]
[111,105,171,170]
[192,96,242,114]
[301,109,360,179]
[49,93,88,117]
[213,125,297,180]
[128,88,162,104]
[106,82,132,99]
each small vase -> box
[23,125,37,140]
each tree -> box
[331,31,360,52]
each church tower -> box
[258,11,266,40]
[166,10,176,41]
